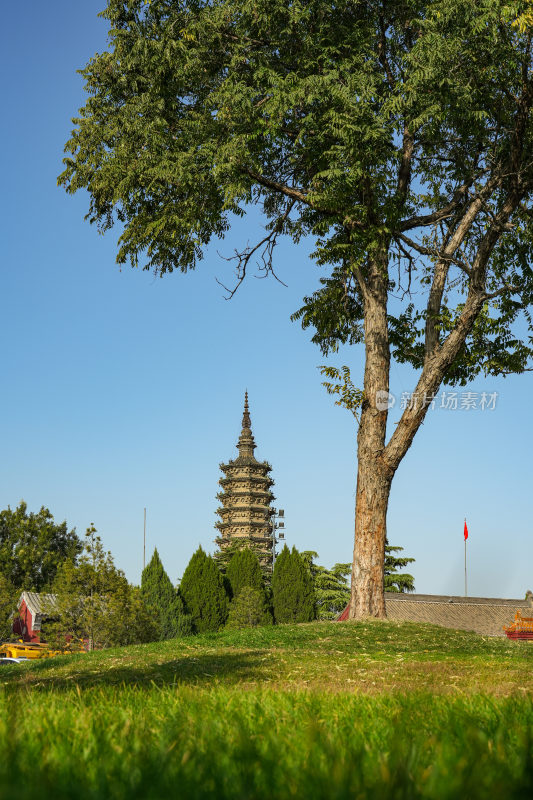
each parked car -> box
[0,656,28,664]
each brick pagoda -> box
[215,392,275,573]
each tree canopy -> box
[0,575,17,641]
[60,0,533,617]
[0,502,81,592]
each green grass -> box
[1,621,532,798]
[4,619,532,695]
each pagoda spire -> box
[242,390,251,428]
[237,390,256,459]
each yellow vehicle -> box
[0,641,58,659]
[0,639,85,660]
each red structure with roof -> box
[12,592,58,643]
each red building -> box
[12,592,58,643]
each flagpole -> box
[464,517,467,597]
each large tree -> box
[0,501,81,592]
[60,0,533,617]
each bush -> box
[226,586,273,629]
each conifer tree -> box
[226,586,273,629]
[141,548,192,638]
[180,546,229,633]
[301,551,351,620]
[384,539,415,593]
[272,546,315,624]
[226,548,264,599]
[272,545,291,623]
[213,539,242,574]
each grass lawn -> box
[1,620,532,798]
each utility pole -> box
[143,507,146,572]
[464,517,468,597]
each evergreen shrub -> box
[226,548,265,598]
[180,546,229,632]
[272,545,315,624]
[141,549,192,638]
[226,586,273,629]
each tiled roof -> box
[19,591,58,616]
[384,592,532,637]
[18,591,59,631]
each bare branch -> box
[395,238,414,297]
[216,201,294,298]
[396,232,473,277]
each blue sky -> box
[1,1,531,599]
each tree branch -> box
[398,182,473,232]
[216,201,294,298]
[377,13,395,89]
[384,189,523,474]
[483,283,520,300]
[396,127,414,203]
[396,233,473,277]
[244,169,309,205]
[423,175,502,358]
[244,168,364,227]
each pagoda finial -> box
[242,390,251,429]
[237,390,256,459]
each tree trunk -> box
[349,253,392,619]
[349,432,392,619]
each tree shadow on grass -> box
[3,649,272,693]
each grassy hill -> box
[1,620,532,799]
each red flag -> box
[464,520,469,541]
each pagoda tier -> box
[214,392,275,573]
